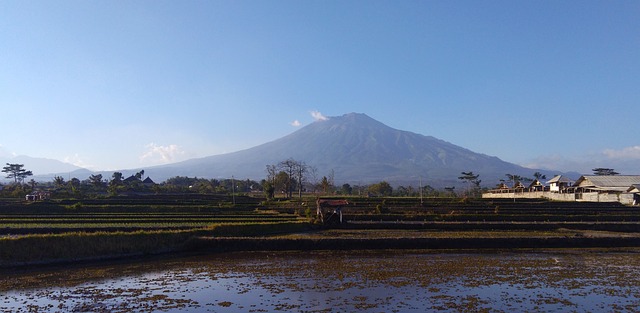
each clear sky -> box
[1,0,638,174]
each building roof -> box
[627,184,640,193]
[317,199,349,207]
[527,179,544,188]
[574,175,640,192]
[143,177,155,184]
[546,175,573,184]
[123,175,139,183]
[513,181,526,188]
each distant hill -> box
[0,155,86,182]
[143,113,553,187]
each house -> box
[123,175,140,184]
[513,181,526,191]
[573,175,640,204]
[122,175,156,188]
[142,177,156,186]
[527,179,545,192]
[547,175,573,193]
[483,174,640,205]
[573,175,640,193]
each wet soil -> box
[2,249,640,312]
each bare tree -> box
[307,165,319,193]
[278,159,298,198]
[265,164,278,185]
[294,161,310,199]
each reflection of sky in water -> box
[2,251,640,312]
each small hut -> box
[316,199,349,225]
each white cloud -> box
[64,154,96,170]
[139,143,186,165]
[310,110,328,121]
[290,120,302,127]
[603,146,640,160]
[0,145,16,158]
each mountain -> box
[0,155,86,181]
[144,113,550,187]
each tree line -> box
[1,161,626,200]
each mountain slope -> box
[0,155,84,179]
[146,113,543,187]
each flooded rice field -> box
[2,249,640,312]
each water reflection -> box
[2,250,640,312]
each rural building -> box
[123,175,156,186]
[25,190,51,201]
[123,175,140,184]
[547,175,573,193]
[143,177,156,186]
[572,175,640,204]
[483,175,640,205]
[527,179,545,192]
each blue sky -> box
[1,0,638,174]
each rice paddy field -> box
[2,195,640,312]
[2,195,640,266]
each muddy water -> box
[2,250,640,312]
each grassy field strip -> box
[0,217,299,223]
[0,222,221,228]
[0,221,310,266]
[275,229,640,239]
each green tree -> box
[533,172,547,180]
[368,181,393,196]
[592,168,619,176]
[110,172,124,186]
[504,174,524,186]
[2,163,33,184]
[53,176,66,188]
[274,171,291,197]
[262,180,275,200]
[458,171,481,197]
[108,172,124,195]
[88,174,104,190]
[68,177,81,196]
[444,186,456,197]
[340,183,353,195]
[28,179,38,191]
[320,176,331,194]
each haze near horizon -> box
[1,1,638,175]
